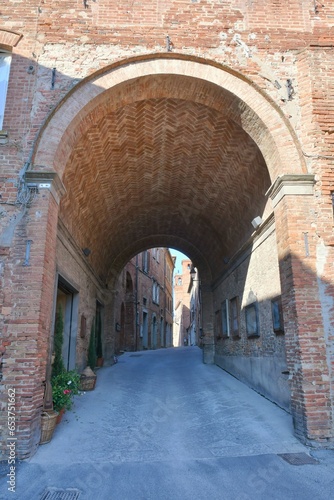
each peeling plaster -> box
[230,35,300,128]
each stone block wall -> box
[214,219,290,410]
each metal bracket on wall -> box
[23,240,32,267]
[16,178,39,206]
[314,0,324,14]
[51,68,56,89]
[166,35,172,52]
[286,79,295,100]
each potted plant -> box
[40,376,58,444]
[51,370,80,423]
[79,320,97,391]
[52,385,71,424]
[96,311,104,367]
[52,305,65,378]
[40,409,59,444]
[40,306,65,444]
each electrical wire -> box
[302,150,333,160]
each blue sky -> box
[169,248,190,275]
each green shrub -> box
[52,305,65,378]
[88,318,96,370]
[96,311,103,359]
[51,370,80,411]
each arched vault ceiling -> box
[54,74,282,182]
[59,93,271,281]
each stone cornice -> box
[266,174,315,208]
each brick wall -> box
[114,248,173,352]
[55,222,109,371]
[173,259,191,347]
[1,0,334,457]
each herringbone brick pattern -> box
[60,97,270,278]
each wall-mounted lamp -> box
[82,247,91,257]
[190,266,202,343]
[190,265,197,281]
[251,216,263,229]
[190,265,201,283]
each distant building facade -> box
[173,259,192,347]
[114,248,174,352]
[187,267,201,347]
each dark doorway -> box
[56,276,79,371]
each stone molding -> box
[25,170,66,205]
[266,174,315,208]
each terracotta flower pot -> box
[97,357,104,367]
[79,366,97,391]
[56,408,65,424]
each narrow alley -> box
[1,347,333,500]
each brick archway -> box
[31,54,307,284]
[33,54,305,181]
[11,54,333,458]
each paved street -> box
[1,347,334,499]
